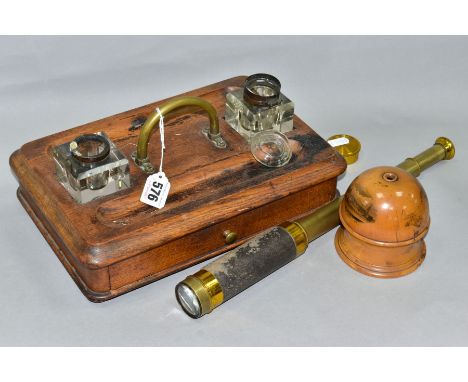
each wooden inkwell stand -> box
[9,76,346,302]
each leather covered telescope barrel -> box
[175,137,455,318]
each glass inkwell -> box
[53,132,131,203]
[225,73,294,167]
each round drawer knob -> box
[223,230,237,244]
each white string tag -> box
[140,108,171,209]
[140,171,170,209]
[328,136,350,147]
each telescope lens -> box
[176,283,201,318]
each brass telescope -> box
[175,137,455,318]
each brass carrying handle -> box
[134,96,226,173]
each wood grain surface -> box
[10,76,346,301]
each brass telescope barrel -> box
[175,137,455,318]
[396,137,455,176]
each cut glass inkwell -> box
[53,132,131,203]
[225,73,295,142]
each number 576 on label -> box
[140,171,171,209]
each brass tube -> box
[397,137,455,176]
[135,96,221,164]
[296,196,343,243]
